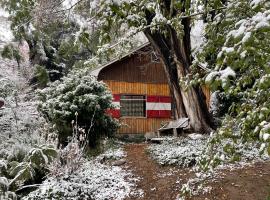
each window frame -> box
[120,94,146,118]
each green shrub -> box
[38,70,119,148]
[1,44,23,68]
[34,65,49,88]
[0,145,57,195]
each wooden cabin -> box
[91,43,210,135]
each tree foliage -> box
[0,0,96,85]
[193,0,270,168]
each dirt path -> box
[192,162,270,200]
[124,143,270,200]
[124,143,191,200]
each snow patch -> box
[0,8,9,18]
[205,67,236,85]
[191,20,205,53]
[24,147,141,200]
[251,0,264,9]
[220,67,236,81]
[205,71,219,83]
[148,136,207,166]
[242,32,251,43]
[188,133,204,140]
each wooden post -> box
[157,131,161,137]
[173,128,177,137]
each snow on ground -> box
[98,146,127,160]
[148,135,269,167]
[148,135,270,197]
[148,136,207,167]
[24,147,142,200]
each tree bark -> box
[144,30,186,119]
[144,6,214,133]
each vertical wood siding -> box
[104,80,171,134]
[119,118,169,134]
[104,80,170,96]
[104,80,211,134]
[98,47,211,134]
[98,51,168,84]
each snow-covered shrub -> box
[48,121,87,177]
[0,146,57,196]
[38,70,119,148]
[24,161,136,200]
[23,147,138,200]
[8,145,57,187]
[0,78,16,98]
[149,135,269,168]
[148,136,207,167]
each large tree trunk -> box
[144,30,186,119]
[144,7,213,133]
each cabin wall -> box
[103,80,211,134]
[98,54,168,84]
[98,47,211,134]
[104,80,170,96]
[104,80,172,134]
[119,118,169,134]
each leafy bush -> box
[148,135,269,168]
[38,70,119,148]
[0,146,57,198]
[8,145,57,187]
[1,44,23,68]
[33,65,49,88]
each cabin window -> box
[120,95,146,117]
